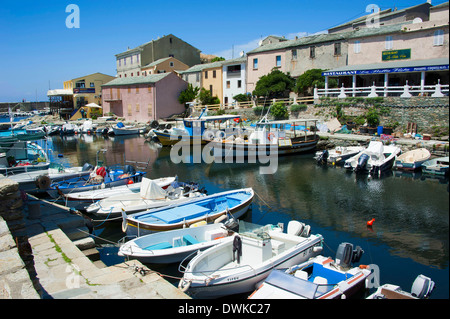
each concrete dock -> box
[0,178,189,299]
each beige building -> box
[115,34,201,78]
[141,57,189,75]
[202,63,224,103]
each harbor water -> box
[43,134,449,299]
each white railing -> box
[314,81,449,99]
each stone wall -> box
[0,178,40,299]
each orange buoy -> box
[367,218,375,226]
[127,180,134,184]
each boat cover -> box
[140,178,167,200]
[366,141,383,156]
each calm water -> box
[43,134,449,299]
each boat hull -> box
[125,189,254,237]
[180,234,324,299]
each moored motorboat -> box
[249,242,371,299]
[344,141,401,176]
[85,178,204,216]
[118,220,239,264]
[178,220,324,298]
[421,156,449,176]
[0,140,50,175]
[315,146,366,165]
[61,176,176,209]
[122,188,254,237]
[46,164,146,198]
[394,148,431,171]
[366,274,435,299]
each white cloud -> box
[212,30,328,59]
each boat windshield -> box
[238,220,275,241]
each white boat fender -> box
[178,279,191,292]
[121,209,128,232]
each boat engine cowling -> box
[411,274,435,299]
[335,243,364,268]
[356,154,370,172]
[316,150,329,165]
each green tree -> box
[198,88,220,105]
[252,68,295,99]
[294,69,337,95]
[178,84,199,106]
[270,102,289,120]
[211,57,225,62]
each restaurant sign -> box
[322,64,449,76]
[382,49,411,61]
[73,88,95,94]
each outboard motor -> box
[335,242,364,268]
[82,163,94,171]
[411,275,435,299]
[123,165,136,175]
[316,150,329,165]
[355,154,370,173]
[224,218,239,233]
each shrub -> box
[270,102,289,120]
[366,108,380,127]
[291,104,307,112]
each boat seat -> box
[294,270,309,280]
[144,242,172,250]
[183,234,200,245]
[313,276,329,295]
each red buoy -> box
[367,218,375,226]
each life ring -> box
[216,130,226,140]
[35,175,52,189]
[267,132,275,141]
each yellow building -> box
[202,64,223,104]
[63,72,115,109]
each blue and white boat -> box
[122,188,254,236]
[46,164,146,199]
[0,140,50,175]
[249,242,371,299]
[118,221,237,264]
[152,114,242,146]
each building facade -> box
[222,57,247,106]
[115,34,201,78]
[101,72,187,121]
[141,57,189,76]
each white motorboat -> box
[61,122,77,135]
[61,176,176,209]
[249,242,371,299]
[366,274,435,299]
[123,188,254,237]
[315,146,365,165]
[178,220,324,298]
[85,178,204,216]
[421,156,449,176]
[118,220,238,264]
[111,122,143,135]
[344,141,401,176]
[394,148,431,171]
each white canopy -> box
[140,178,167,200]
[84,103,102,108]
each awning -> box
[84,103,102,108]
[322,58,449,76]
[47,89,73,96]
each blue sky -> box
[0,0,447,102]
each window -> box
[334,43,341,56]
[137,71,140,76]
[253,58,258,69]
[310,46,315,59]
[226,81,230,89]
[209,85,213,95]
[213,70,216,78]
[238,80,242,88]
[434,29,444,46]
[354,40,361,54]
[124,58,126,66]
[136,87,139,94]
[205,71,208,79]
[276,55,281,67]
[128,87,131,93]
[136,103,140,112]
[385,36,393,50]
[90,82,95,87]
[136,54,139,63]
[170,62,174,67]
[292,49,297,60]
